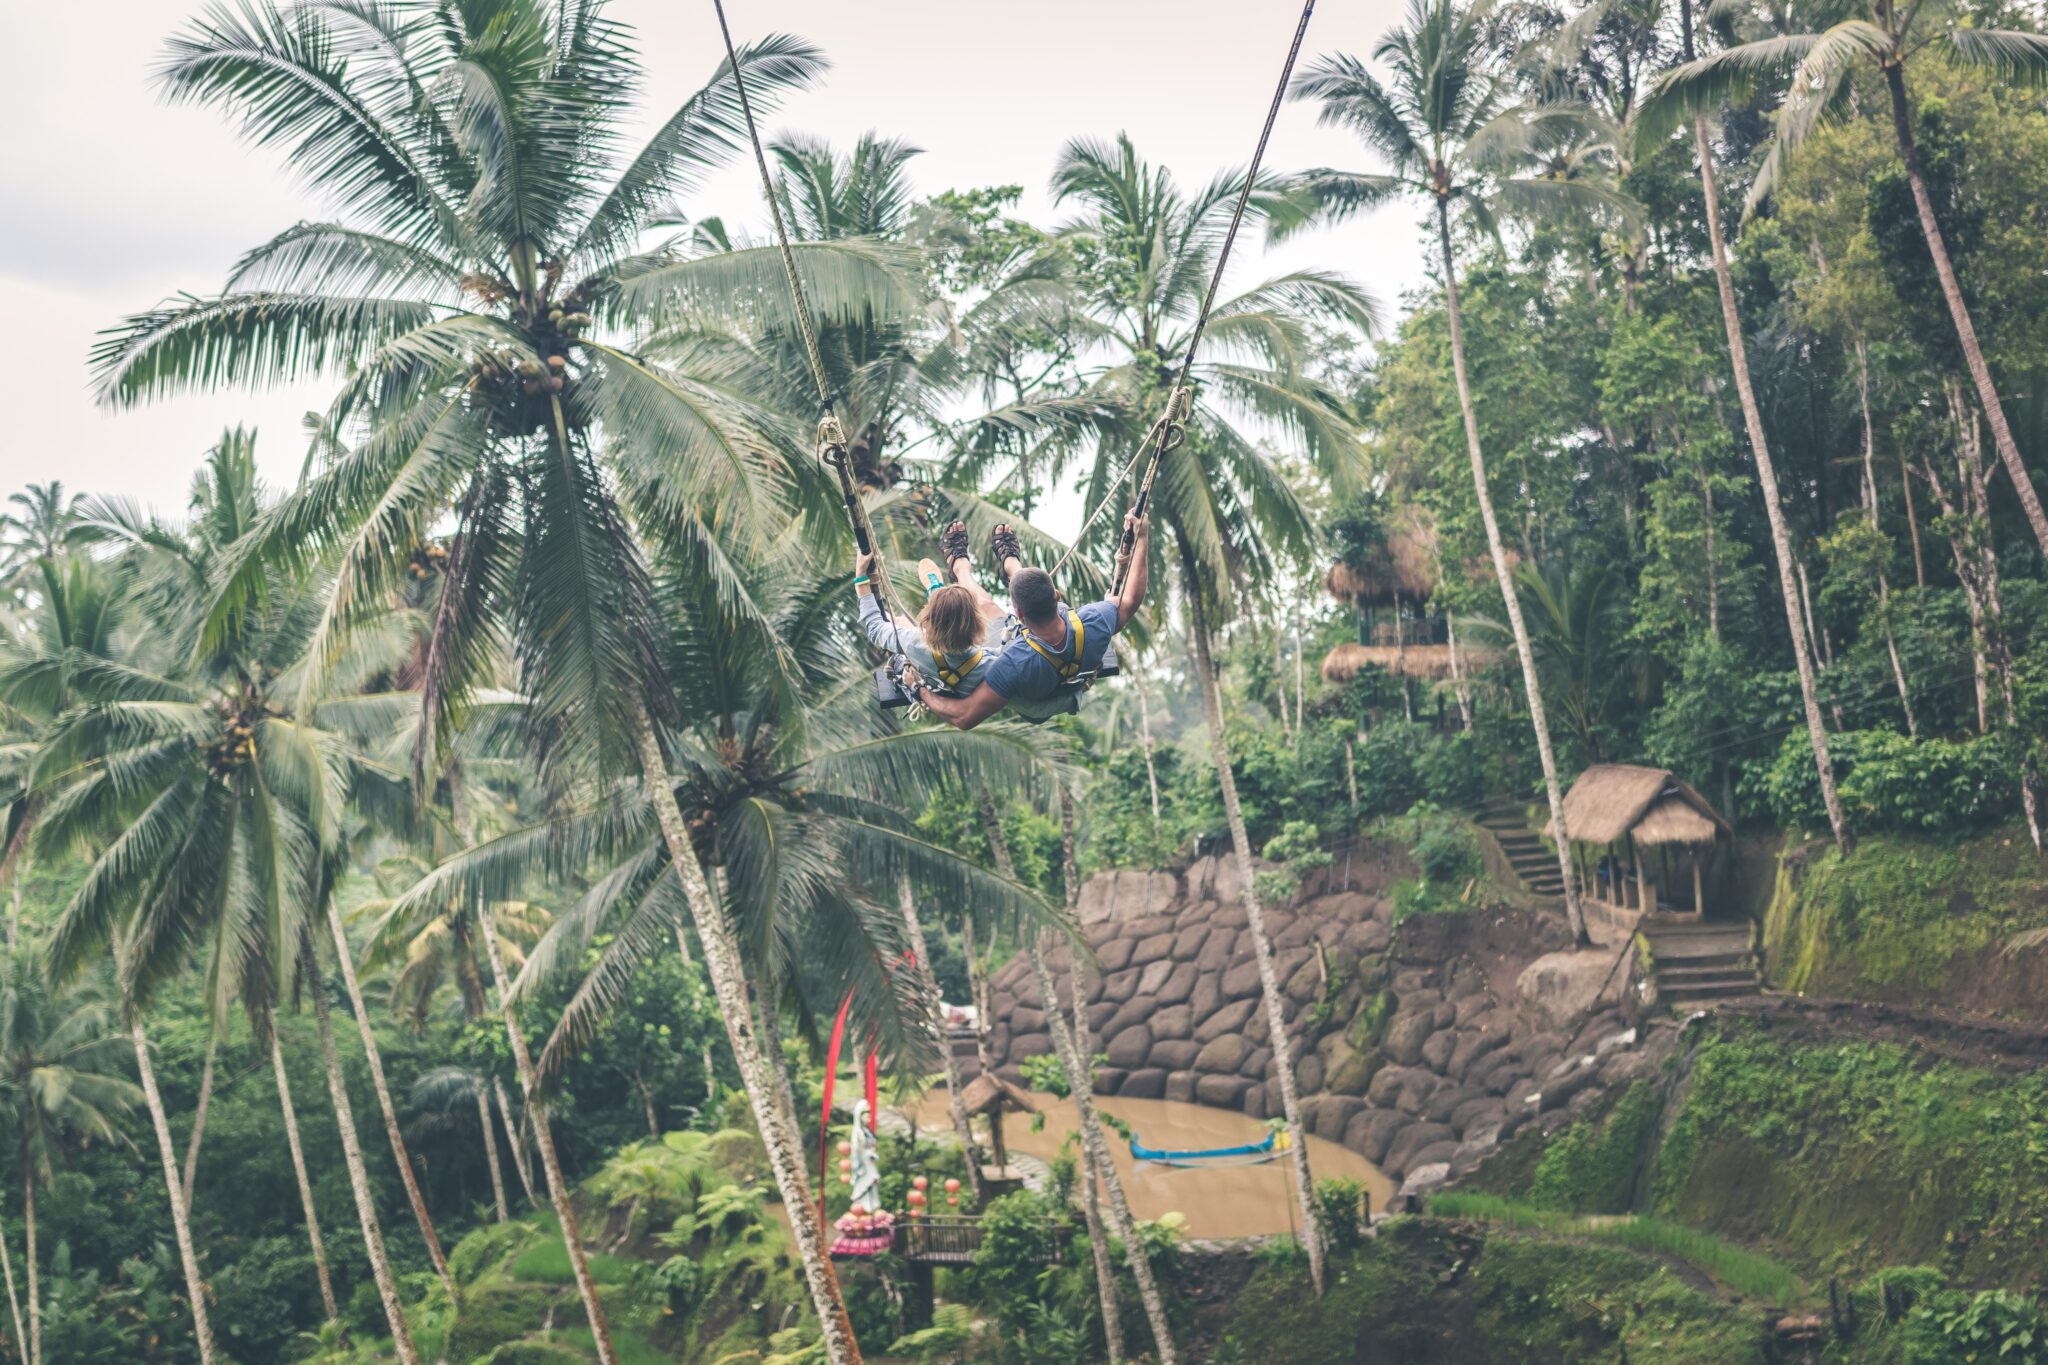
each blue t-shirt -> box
[985,600,1121,704]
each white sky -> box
[0,0,1433,519]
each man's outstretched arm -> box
[919,681,1009,731]
[1113,513,1150,628]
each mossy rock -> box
[451,1217,546,1285]
[1347,988,1396,1052]
[445,1282,572,1363]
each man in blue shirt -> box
[918,512,1151,730]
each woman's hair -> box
[919,584,982,656]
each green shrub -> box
[1315,1176,1371,1253]
[1750,729,2017,834]
[1527,1082,1660,1214]
[1904,1288,2048,1364]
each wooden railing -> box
[893,1215,1060,1266]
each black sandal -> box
[991,524,1023,588]
[940,520,971,568]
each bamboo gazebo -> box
[1560,765,1732,920]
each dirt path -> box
[1707,993,2048,1072]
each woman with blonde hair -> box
[854,521,1020,695]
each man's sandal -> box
[991,524,1023,588]
[940,520,972,569]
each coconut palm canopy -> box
[1560,763,1730,847]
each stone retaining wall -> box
[986,843,1667,1199]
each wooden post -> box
[1634,842,1649,914]
[1692,858,1704,917]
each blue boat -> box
[1129,1130,1280,1166]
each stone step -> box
[1660,976,1762,1002]
[1658,962,1760,983]
[1641,931,1753,961]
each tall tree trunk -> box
[627,703,862,1365]
[893,877,981,1204]
[478,900,618,1365]
[1702,468,1721,643]
[1446,614,1473,730]
[1056,792,1125,1365]
[1857,340,1917,736]
[181,1035,217,1217]
[1900,451,1928,588]
[1138,671,1171,834]
[1434,197,1594,936]
[131,1024,218,1364]
[0,1190,23,1364]
[269,1027,341,1326]
[1181,546,1327,1292]
[1026,933,1175,1363]
[21,1165,36,1365]
[1690,123,1851,853]
[477,1083,511,1222]
[320,901,455,1299]
[305,952,421,1364]
[494,1078,538,1207]
[1883,62,2048,560]
[1929,388,2043,849]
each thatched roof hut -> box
[1561,765,1730,848]
[957,1074,1037,1117]
[1320,640,1501,684]
[1326,509,1440,606]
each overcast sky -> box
[0,0,1434,520]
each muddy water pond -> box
[905,1088,1393,1239]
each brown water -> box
[904,1088,1394,1239]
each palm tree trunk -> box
[892,876,981,1204]
[494,1078,539,1207]
[305,952,421,1364]
[0,1191,24,1363]
[477,1083,511,1222]
[1056,792,1124,1365]
[269,1028,340,1326]
[1690,124,1851,853]
[1857,340,1917,736]
[627,703,862,1365]
[131,1024,218,1365]
[320,901,455,1299]
[1181,546,1327,1292]
[478,900,618,1365]
[1882,63,2048,560]
[1434,198,1594,937]
[1134,665,1164,832]
[1900,451,1928,588]
[1446,615,1474,730]
[21,1163,37,1365]
[1024,927,1174,1363]
[181,1034,217,1217]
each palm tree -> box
[0,949,143,1365]
[0,485,91,591]
[1292,0,1644,935]
[1642,0,2048,560]
[92,4,928,1354]
[388,547,1064,1360]
[26,438,436,1354]
[359,846,550,1222]
[1047,132,1380,1295]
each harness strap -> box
[1022,610,1087,682]
[935,648,984,690]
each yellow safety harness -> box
[1022,610,1087,681]
[934,648,984,691]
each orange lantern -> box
[944,1178,960,1195]
[836,1140,851,1157]
[946,1193,959,1207]
[912,1175,929,1191]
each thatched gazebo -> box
[957,1073,1037,1191]
[1561,764,1732,918]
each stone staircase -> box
[1474,801,1565,899]
[1640,920,1761,1007]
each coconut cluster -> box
[407,542,450,581]
[203,687,273,781]
[461,261,598,438]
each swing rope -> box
[710,0,911,663]
[1056,0,1321,596]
